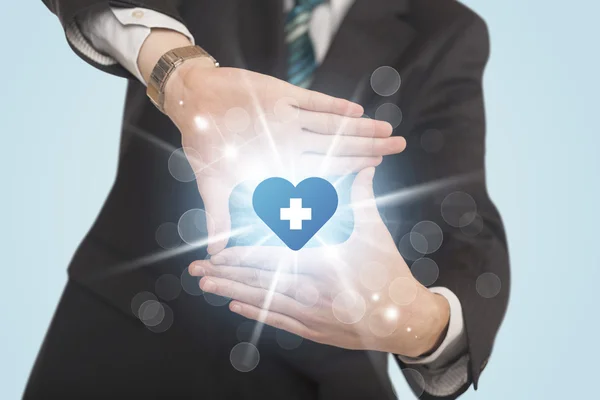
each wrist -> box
[138,28,193,84]
[162,57,218,117]
[417,293,451,356]
[385,286,450,357]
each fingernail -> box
[211,255,226,265]
[231,303,241,313]
[203,279,216,292]
[192,265,206,276]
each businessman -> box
[26,0,510,398]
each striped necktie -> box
[285,0,325,88]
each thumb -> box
[200,182,232,255]
[350,167,381,228]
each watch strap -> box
[147,45,219,114]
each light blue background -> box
[1,1,598,398]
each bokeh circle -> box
[146,303,174,333]
[370,66,401,97]
[461,213,484,236]
[276,329,304,350]
[403,368,425,397]
[375,103,403,129]
[138,300,165,327]
[178,209,214,245]
[410,221,444,254]
[332,290,367,324]
[131,291,158,317]
[224,107,251,133]
[155,274,182,301]
[476,272,502,298]
[441,192,477,228]
[230,342,260,372]
[398,233,425,261]
[411,258,440,287]
[168,147,196,182]
[368,307,400,337]
[180,267,203,296]
[155,222,182,250]
[389,277,418,306]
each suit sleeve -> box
[391,13,510,399]
[41,0,186,78]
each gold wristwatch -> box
[147,45,219,114]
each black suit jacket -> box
[42,0,510,398]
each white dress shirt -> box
[73,2,470,396]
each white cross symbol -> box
[280,198,312,230]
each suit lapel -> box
[311,0,413,103]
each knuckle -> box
[369,138,377,155]
[252,290,266,306]
[353,157,367,169]
[303,329,319,341]
[347,119,359,135]
[222,282,236,298]
[281,283,296,297]
[272,315,286,329]
[334,98,346,113]
[295,304,313,320]
[308,92,318,110]
[250,269,261,286]
[329,115,342,132]
[361,119,375,137]
[218,268,232,280]
[312,331,329,344]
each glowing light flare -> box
[81,225,254,283]
[384,306,399,321]
[195,115,210,131]
[368,306,400,337]
[224,145,239,159]
[324,245,339,259]
[347,171,483,212]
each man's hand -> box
[189,168,450,357]
[139,30,406,254]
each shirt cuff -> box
[397,287,470,397]
[78,6,194,84]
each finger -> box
[350,167,381,227]
[229,301,314,339]
[297,110,393,138]
[200,277,301,317]
[301,133,406,157]
[190,262,298,297]
[199,182,233,255]
[211,246,317,273]
[297,154,382,177]
[211,246,293,270]
[290,85,364,117]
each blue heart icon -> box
[252,177,339,251]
